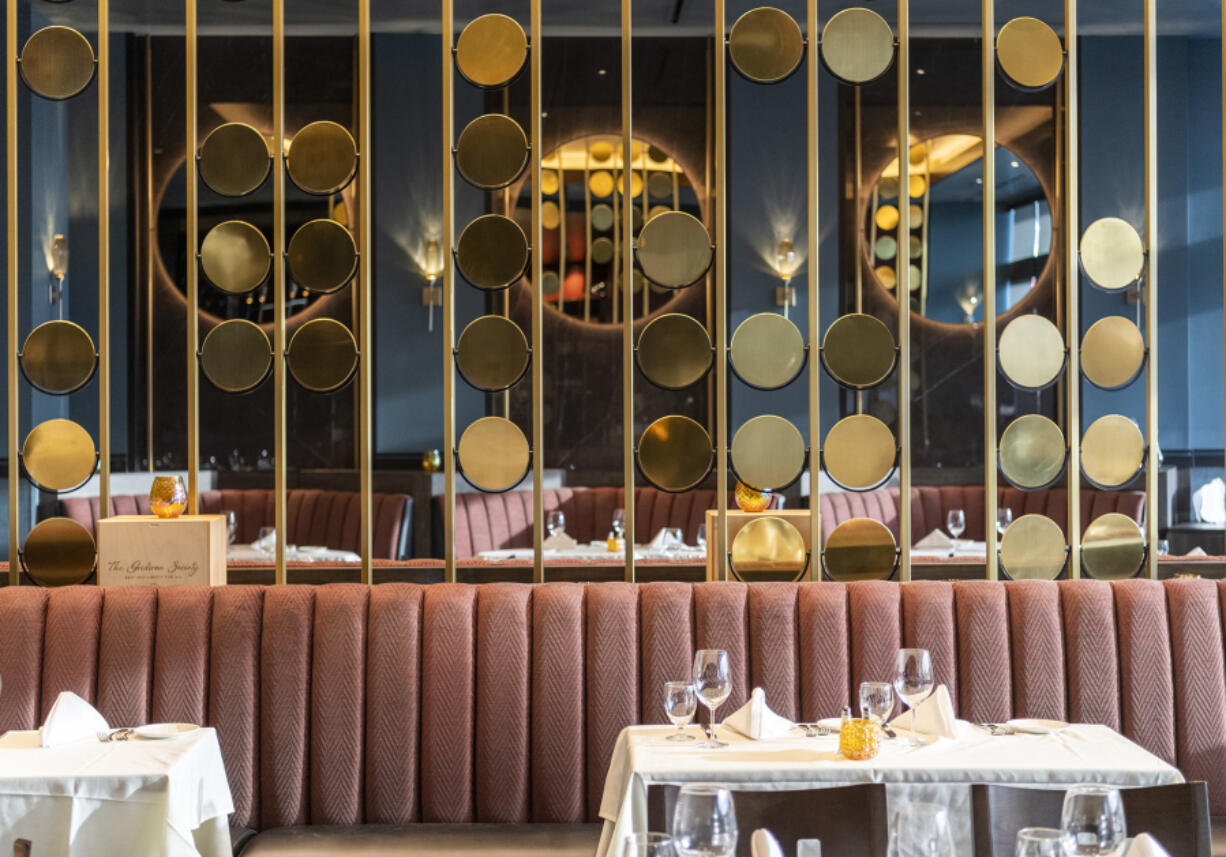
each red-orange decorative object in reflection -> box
[734,480,772,513]
[838,718,881,760]
[149,475,187,519]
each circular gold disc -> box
[731,415,806,492]
[648,172,673,200]
[635,211,712,289]
[823,517,897,582]
[1080,217,1144,291]
[820,8,894,85]
[909,175,926,198]
[996,17,1064,90]
[458,416,531,492]
[730,313,806,390]
[287,121,357,195]
[999,414,1066,490]
[540,170,560,195]
[638,415,714,493]
[875,204,899,231]
[592,236,615,264]
[456,13,528,88]
[1082,513,1146,580]
[199,122,270,197]
[541,271,560,298]
[200,320,272,393]
[822,313,896,389]
[1081,414,1145,489]
[592,203,614,232]
[878,177,899,200]
[542,201,561,230]
[456,215,529,290]
[456,114,528,190]
[875,265,897,289]
[730,517,808,582]
[617,172,644,198]
[201,220,270,295]
[823,414,895,491]
[1082,316,1145,390]
[908,235,922,259]
[21,320,96,395]
[999,314,1065,390]
[22,517,96,587]
[20,27,95,100]
[637,313,712,390]
[910,204,923,228]
[287,318,359,393]
[23,419,96,492]
[591,141,614,162]
[288,219,357,294]
[456,315,530,392]
[729,7,805,84]
[590,171,615,197]
[999,514,1067,581]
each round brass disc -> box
[820,8,894,85]
[638,415,714,493]
[456,215,529,290]
[908,235,922,259]
[590,171,614,197]
[1082,513,1146,580]
[823,414,896,491]
[729,517,808,582]
[999,314,1065,390]
[730,313,806,390]
[456,315,530,392]
[823,517,897,582]
[458,416,531,492]
[996,17,1064,91]
[541,271,560,298]
[910,204,923,228]
[541,170,560,195]
[875,205,899,231]
[22,517,96,587]
[876,265,897,289]
[731,415,806,492]
[542,201,561,230]
[822,313,896,389]
[455,114,529,190]
[999,414,1066,490]
[199,122,270,197]
[875,235,897,260]
[592,204,614,232]
[23,419,96,492]
[287,318,359,393]
[592,237,615,264]
[591,141,614,162]
[20,27,95,100]
[200,319,272,393]
[201,220,270,294]
[729,7,805,84]
[456,13,528,88]
[288,219,357,294]
[1082,316,1145,390]
[637,313,712,390]
[635,211,712,289]
[21,320,96,395]
[648,172,673,200]
[287,121,357,195]
[999,514,1067,581]
[1080,217,1145,291]
[1081,414,1145,489]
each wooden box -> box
[704,509,815,580]
[98,515,227,587]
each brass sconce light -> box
[774,237,797,316]
[421,238,443,331]
[47,234,68,317]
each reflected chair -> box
[13,840,30,857]
[647,784,888,857]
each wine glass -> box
[888,802,953,857]
[696,523,707,551]
[672,784,737,857]
[612,508,626,539]
[1015,828,1072,857]
[665,527,685,553]
[663,681,697,742]
[257,526,276,553]
[692,649,732,749]
[997,507,1014,539]
[893,648,934,747]
[946,508,965,548]
[1061,784,1126,856]
[623,833,676,857]
[547,510,566,537]
[223,510,237,546]
[859,681,896,726]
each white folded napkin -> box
[253,530,276,552]
[1124,833,1171,857]
[648,527,683,551]
[1185,546,1208,557]
[751,829,785,857]
[889,684,958,739]
[40,691,109,747]
[542,531,578,550]
[723,687,794,740]
[914,529,955,549]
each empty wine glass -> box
[696,523,707,551]
[663,681,697,742]
[859,681,896,726]
[665,527,685,553]
[547,510,566,537]
[946,508,966,547]
[612,508,626,538]
[672,784,737,857]
[257,526,276,553]
[997,507,1013,539]
[223,510,237,546]
[692,649,732,749]
[893,648,934,747]
[888,802,954,857]
[1015,827,1072,857]
[1061,784,1126,856]
[623,833,676,857]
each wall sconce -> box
[774,238,797,317]
[47,233,68,317]
[421,238,443,332]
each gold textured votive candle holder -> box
[838,717,881,761]
[149,475,187,519]
[734,480,772,513]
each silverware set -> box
[976,723,1016,736]
[100,728,134,742]
[795,723,830,738]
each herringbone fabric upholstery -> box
[694,582,750,712]
[1007,581,1067,720]
[902,582,958,712]
[153,586,212,724]
[748,584,800,720]
[639,582,694,726]
[95,586,156,728]
[848,581,901,690]
[1165,580,1226,802]
[260,586,314,829]
[41,587,103,717]
[954,581,1012,723]
[1115,580,1177,765]
[530,583,586,822]
[583,583,639,821]
[0,587,45,730]
[474,584,532,822]
[421,584,476,823]
[798,583,850,719]
[1060,580,1121,729]
[210,585,264,830]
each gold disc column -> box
[806,0,820,580]
[98,0,111,521]
[981,0,997,580]
[358,0,374,581]
[621,0,636,580]
[1142,0,1158,578]
[897,0,912,580]
[6,0,17,583]
[273,0,287,581]
[186,0,198,513]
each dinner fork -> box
[795,723,829,737]
[976,722,1015,736]
[102,727,134,742]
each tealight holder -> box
[838,717,881,761]
[149,475,187,519]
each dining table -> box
[226,543,363,563]
[596,721,1183,857]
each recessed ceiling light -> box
[916,68,925,75]
[1010,160,1020,168]
[598,68,607,76]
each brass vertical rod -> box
[806,0,820,581]
[1065,0,1080,577]
[1222,0,1225,552]
[357,0,373,583]
[621,0,636,582]
[98,0,111,520]
[442,0,456,582]
[145,38,154,474]
[641,157,649,316]
[982,0,998,580]
[530,0,544,584]
[714,0,728,580]
[272,0,287,582]
[1142,0,1158,579]
[185,0,199,514]
[6,0,17,583]
[896,0,911,580]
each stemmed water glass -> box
[547,510,566,537]
[893,648,934,747]
[623,833,676,857]
[612,508,626,539]
[859,681,896,727]
[672,784,737,857]
[888,802,954,857]
[663,681,697,742]
[946,508,965,548]
[1015,828,1072,857]
[1061,784,1126,856]
[997,507,1014,539]
[692,649,732,749]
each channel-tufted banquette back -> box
[0,579,1224,833]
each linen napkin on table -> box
[914,530,955,550]
[542,531,578,550]
[253,530,276,553]
[647,527,684,551]
[751,829,785,857]
[39,691,109,747]
[1124,833,1171,857]
[723,687,794,740]
[888,684,958,740]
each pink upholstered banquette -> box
[0,579,1222,850]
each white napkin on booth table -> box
[751,829,785,857]
[914,529,955,550]
[723,687,795,740]
[542,531,578,551]
[889,684,958,740]
[1124,834,1171,857]
[39,691,109,747]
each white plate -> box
[1006,718,1069,734]
[133,723,199,740]
[817,717,844,731]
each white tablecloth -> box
[597,723,1182,857]
[227,544,362,563]
[911,539,989,560]
[478,544,706,562]
[0,727,234,857]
